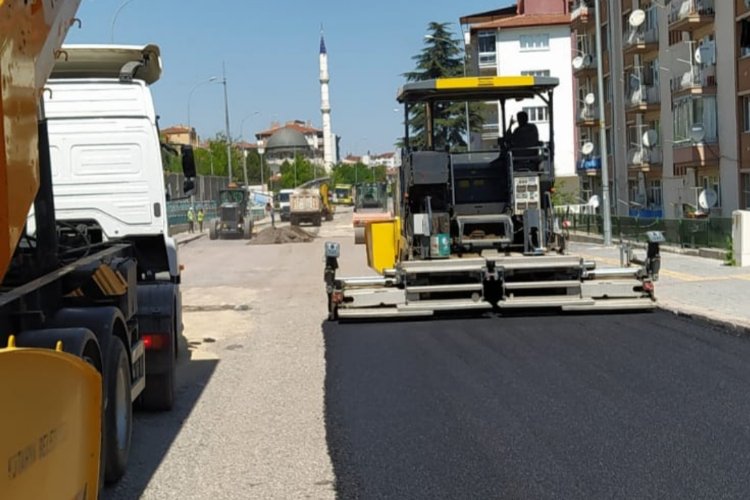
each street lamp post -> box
[187,76,218,133]
[110,0,136,43]
[594,0,612,246]
[220,63,232,186]
[425,32,471,151]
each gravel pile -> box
[248,226,315,245]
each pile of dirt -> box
[248,226,315,245]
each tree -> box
[403,22,467,151]
[331,163,386,185]
[193,133,244,181]
[278,154,318,189]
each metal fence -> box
[559,211,732,249]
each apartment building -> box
[573,0,745,218]
[461,0,578,183]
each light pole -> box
[425,32,471,151]
[258,140,266,190]
[242,149,249,188]
[110,0,136,43]
[594,0,612,245]
[187,76,218,132]
[220,63,232,186]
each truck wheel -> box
[243,219,253,239]
[314,215,322,227]
[104,336,132,484]
[290,216,298,226]
[209,220,218,240]
[139,351,175,411]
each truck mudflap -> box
[324,242,658,320]
[0,337,101,500]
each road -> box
[106,207,750,499]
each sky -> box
[65,0,514,156]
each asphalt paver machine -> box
[324,76,662,320]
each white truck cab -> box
[41,44,189,281]
[278,188,295,221]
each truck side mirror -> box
[181,144,197,178]
[183,178,195,195]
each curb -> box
[568,232,727,261]
[176,233,205,246]
[656,302,750,338]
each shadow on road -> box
[103,339,219,499]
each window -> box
[520,34,550,51]
[522,106,548,123]
[740,20,750,58]
[648,179,662,208]
[478,30,497,66]
[743,96,750,133]
[743,173,750,209]
[673,96,718,143]
[521,69,551,77]
[604,76,612,103]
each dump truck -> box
[290,188,323,226]
[1,5,187,496]
[352,181,392,244]
[323,76,663,320]
[209,186,253,239]
[278,188,294,221]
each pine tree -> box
[402,22,467,151]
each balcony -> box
[571,2,590,29]
[627,146,663,171]
[577,156,602,174]
[625,85,660,114]
[572,54,597,78]
[668,0,715,32]
[576,106,599,127]
[670,66,717,97]
[623,28,659,55]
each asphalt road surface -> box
[104,207,750,499]
[325,312,750,499]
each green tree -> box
[403,22,468,151]
[278,155,319,189]
[193,133,245,182]
[331,163,387,185]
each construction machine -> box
[324,76,662,320]
[352,181,392,244]
[209,186,253,239]
[333,183,354,205]
[1,3,186,497]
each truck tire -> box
[104,336,132,484]
[314,214,322,227]
[209,220,218,240]
[243,219,253,239]
[139,350,175,411]
[290,215,298,226]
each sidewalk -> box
[570,241,750,334]
[171,215,275,246]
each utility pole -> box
[221,62,232,186]
[594,0,612,245]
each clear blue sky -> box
[65,0,513,155]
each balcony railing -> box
[623,28,658,48]
[669,0,715,25]
[627,85,659,107]
[571,3,589,22]
[478,51,497,67]
[627,146,663,166]
[670,66,717,91]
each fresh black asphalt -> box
[324,311,750,499]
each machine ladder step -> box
[497,296,595,309]
[503,280,581,291]
[405,283,484,293]
[399,299,492,312]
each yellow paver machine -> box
[324,76,664,320]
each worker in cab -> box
[506,111,539,152]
